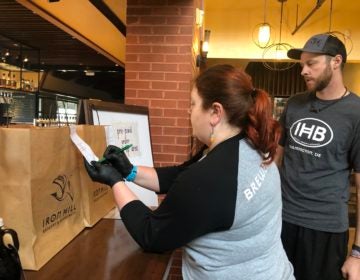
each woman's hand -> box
[104,145,133,177]
[84,159,124,187]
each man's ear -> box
[332,54,343,69]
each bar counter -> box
[24,219,172,280]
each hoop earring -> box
[209,126,215,145]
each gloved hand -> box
[84,159,124,187]
[103,145,133,177]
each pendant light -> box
[262,0,295,71]
[325,0,353,57]
[252,0,273,48]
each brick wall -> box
[126,0,200,167]
[126,1,202,279]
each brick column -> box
[126,0,200,167]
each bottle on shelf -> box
[11,74,17,89]
[25,79,30,91]
[30,79,34,91]
[0,73,6,87]
[5,72,11,88]
[20,79,25,90]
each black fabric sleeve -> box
[120,136,240,253]
[155,146,207,194]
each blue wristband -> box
[125,166,137,182]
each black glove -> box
[84,159,124,187]
[103,145,133,177]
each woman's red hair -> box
[195,64,280,163]
[246,89,281,163]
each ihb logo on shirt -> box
[290,118,333,148]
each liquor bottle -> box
[24,79,30,91]
[20,79,25,90]
[0,73,6,87]
[30,79,34,91]
[5,72,11,88]
[11,74,17,89]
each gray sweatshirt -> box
[121,134,294,280]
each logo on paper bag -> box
[42,174,77,233]
[51,175,74,202]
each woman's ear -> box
[210,102,223,126]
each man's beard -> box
[306,63,332,92]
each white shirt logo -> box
[290,118,333,148]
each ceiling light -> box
[253,0,272,48]
[262,0,296,71]
[258,23,271,45]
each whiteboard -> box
[81,100,158,207]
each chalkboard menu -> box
[11,92,36,123]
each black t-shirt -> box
[279,91,360,232]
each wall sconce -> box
[196,8,204,27]
[196,29,211,68]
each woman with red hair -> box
[85,64,294,280]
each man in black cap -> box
[275,33,360,280]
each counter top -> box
[24,219,172,280]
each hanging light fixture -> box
[325,0,353,57]
[252,0,273,48]
[262,0,295,71]
[258,24,271,46]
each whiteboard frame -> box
[78,99,158,207]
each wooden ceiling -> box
[0,0,119,71]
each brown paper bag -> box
[0,127,85,270]
[74,125,115,227]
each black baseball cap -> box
[287,33,347,63]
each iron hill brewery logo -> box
[290,118,333,148]
[51,175,74,202]
[42,174,77,233]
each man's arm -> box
[341,172,360,280]
[351,172,360,261]
[274,145,284,168]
